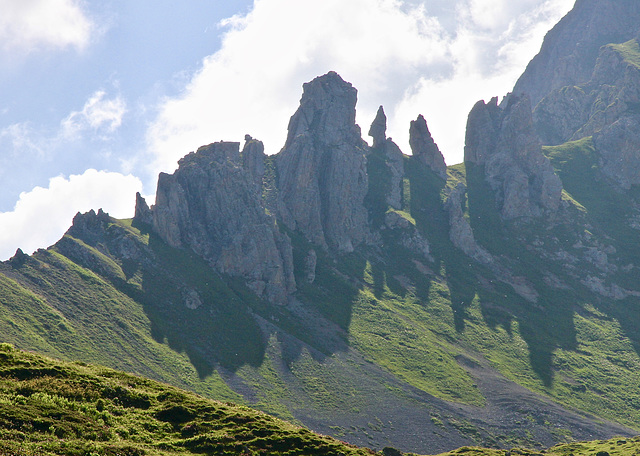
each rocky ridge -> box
[148,141,295,303]
[464,94,563,220]
[513,0,640,107]
[533,37,640,188]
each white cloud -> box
[146,0,574,171]
[0,170,142,260]
[0,122,45,158]
[61,90,127,140]
[391,0,576,163]
[146,0,451,174]
[0,0,93,53]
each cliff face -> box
[513,0,640,107]
[464,95,563,220]
[276,72,370,252]
[150,141,295,303]
[531,37,640,188]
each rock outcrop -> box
[276,71,369,252]
[368,105,387,148]
[409,114,447,179]
[534,39,640,146]
[134,192,153,226]
[513,0,640,107]
[465,94,563,220]
[241,135,266,189]
[445,183,492,264]
[368,106,405,211]
[531,37,640,189]
[593,114,640,189]
[151,141,295,303]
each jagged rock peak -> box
[368,105,387,147]
[67,209,112,243]
[513,0,640,107]
[153,141,295,303]
[464,94,563,220]
[276,72,369,252]
[241,135,266,189]
[464,97,500,165]
[284,71,363,149]
[134,192,153,226]
[8,248,28,268]
[409,114,447,179]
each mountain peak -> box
[514,0,640,106]
[284,71,361,149]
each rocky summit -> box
[146,141,295,303]
[464,94,562,219]
[276,71,370,252]
[4,1,640,455]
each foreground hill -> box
[0,343,638,456]
[0,343,373,456]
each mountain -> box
[2,1,640,454]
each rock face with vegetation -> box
[533,37,640,189]
[4,1,640,455]
[464,94,562,219]
[513,0,640,107]
[149,141,295,303]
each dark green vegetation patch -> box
[0,344,372,456]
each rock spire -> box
[276,71,370,252]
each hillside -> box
[0,343,373,455]
[2,342,639,456]
[1,0,640,454]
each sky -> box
[0,0,576,260]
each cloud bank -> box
[0,0,93,53]
[0,170,142,260]
[147,0,574,174]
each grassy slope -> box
[0,343,373,456]
[609,39,640,69]
[450,137,640,429]
[437,436,640,456]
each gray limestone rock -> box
[134,192,153,226]
[152,141,296,303]
[367,106,405,211]
[465,94,563,220]
[276,72,369,252]
[304,249,317,284]
[409,114,447,179]
[445,183,492,264]
[241,135,266,190]
[368,106,387,148]
[594,114,640,189]
[384,210,431,260]
[534,40,640,146]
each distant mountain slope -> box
[513,0,640,107]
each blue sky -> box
[0,0,574,259]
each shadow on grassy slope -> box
[128,221,267,378]
[461,162,580,387]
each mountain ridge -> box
[2,0,640,454]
